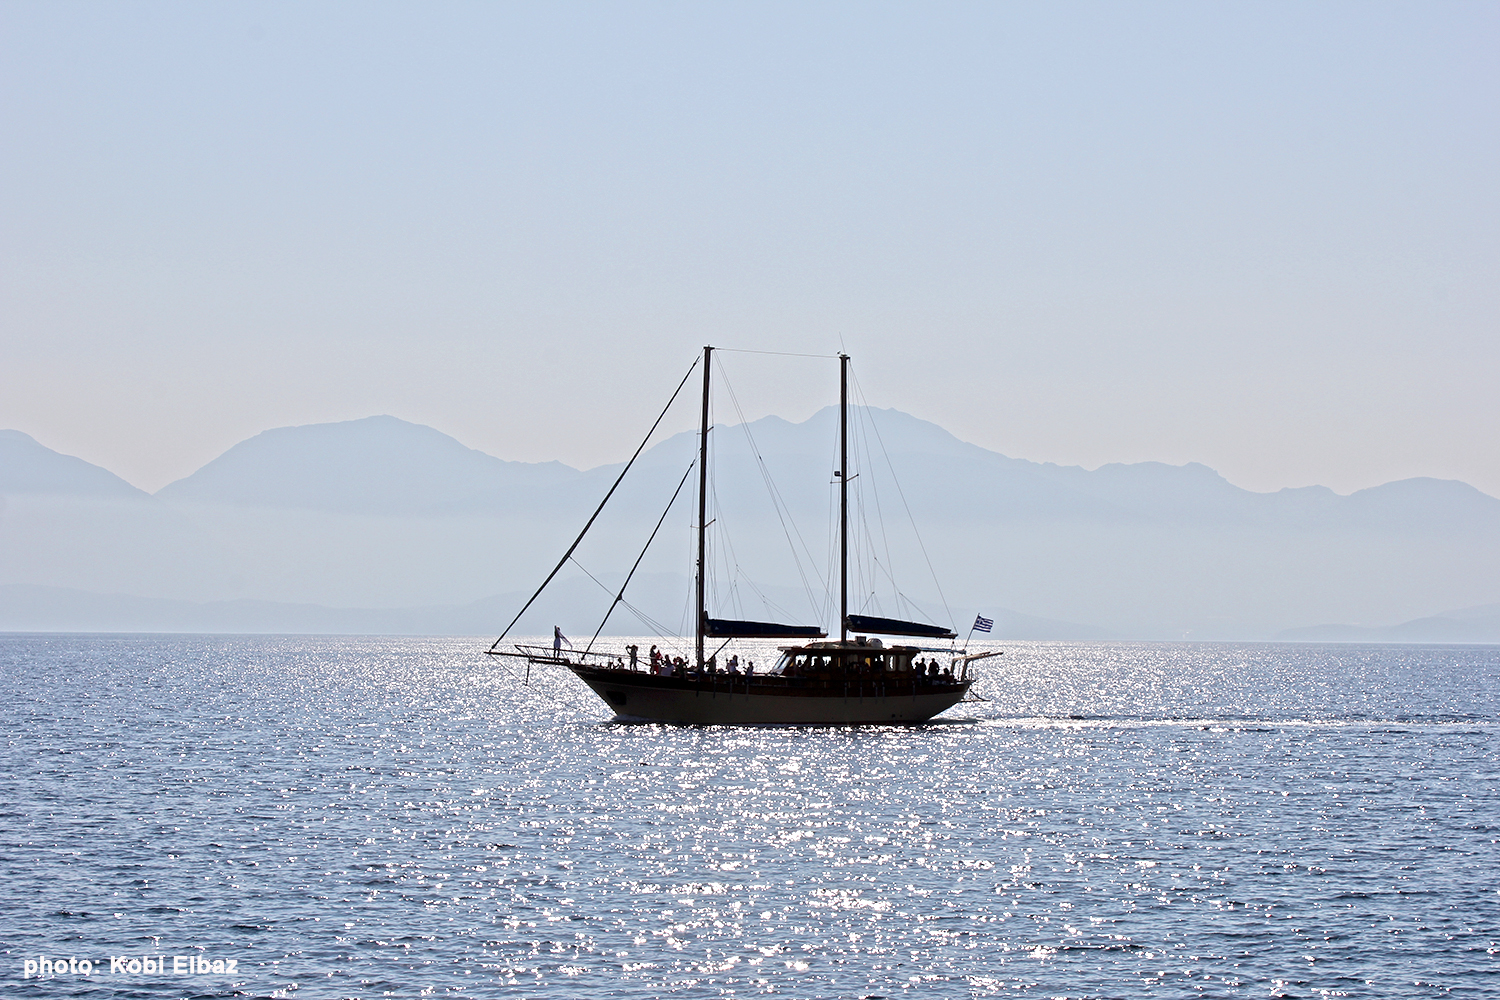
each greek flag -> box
[973,614,993,633]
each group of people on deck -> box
[914,657,955,681]
[640,645,755,678]
[648,645,685,676]
[561,630,955,683]
[778,652,955,682]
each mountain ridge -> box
[154,415,581,515]
[1277,602,1500,643]
[9,412,1496,522]
[4,412,1499,637]
[0,430,152,500]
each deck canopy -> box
[845,614,957,640]
[705,618,828,639]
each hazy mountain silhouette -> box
[3,410,1499,638]
[1277,603,1500,642]
[0,430,150,500]
[0,431,237,602]
[156,415,579,515]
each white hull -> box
[569,666,969,725]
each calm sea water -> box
[2,635,1497,998]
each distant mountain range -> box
[155,416,581,515]
[1,429,150,500]
[3,412,1498,640]
[1277,603,1500,643]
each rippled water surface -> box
[3,635,1498,998]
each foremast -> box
[839,352,849,644]
[695,345,712,671]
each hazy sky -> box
[2,1,1496,496]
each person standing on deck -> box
[553,626,567,657]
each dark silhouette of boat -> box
[488,347,994,724]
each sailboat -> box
[486,347,994,724]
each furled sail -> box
[705,618,828,639]
[844,614,957,640]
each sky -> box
[2,1,1496,497]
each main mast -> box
[695,344,712,670]
[839,352,849,644]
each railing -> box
[502,644,642,668]
[490,642,994,689]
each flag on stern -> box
[972,614,994,633]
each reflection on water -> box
[2,635,1497,997]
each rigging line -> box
[850,413,880,612]
[855,547,941,624]
[890,589,944,625]
[717,517,751,623]
[567,554,678,640]
[710,458,740,620]
[522,670,597,715]
[822,420,840,626]
[854,400,910,619]
[712,481,740,622]
[621,598,675,640]
[569,556,618,598]
[851,398,902,615]
[677,516,696,640]
[488,356,700,652]
[713,347,840,360]
[719,544,794,622]
[852,438,876,611]
[715,357,826,619]
[735,572,805,625]
[481,650,528,687]
[613,596,677,641]
[823,478,837,625]
[848,364,956,631]
[718,534,752,623]
[707,462,724,619]
[485,650,595,714]
[727,570,744,620]
[584,460,697,655]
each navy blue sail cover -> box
[845,614,957,639]
[705,618,828,639]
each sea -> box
[2,634,1497,999]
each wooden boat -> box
[488,347,992,724]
